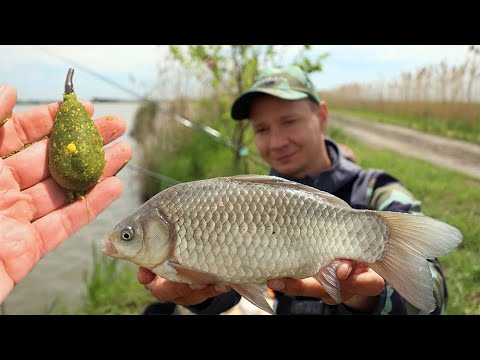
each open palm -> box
[0,84,132,302]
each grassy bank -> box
[329,107,480,145]
[57,246,156,315]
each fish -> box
[103,174,463,314]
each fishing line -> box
[36,46,250,152]
[35,46,268,179]
[125,163,181,185]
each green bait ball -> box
[48,68,105,202]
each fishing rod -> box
[35,46,268,177]
[36,46,250,153]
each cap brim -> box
[231,88,308,120]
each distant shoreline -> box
[16,99,141,105]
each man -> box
[138,65,448,315]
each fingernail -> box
[0,85,6,97]
[346,265,353,278]
[190,284,207,290]
[214,285,229,292]
[270,280,284,291]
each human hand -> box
[267,260,385,312]
[0,84,132,303]
[137,267,231,307]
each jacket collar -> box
[270,138,361,194]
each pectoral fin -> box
[312,260,343,303]
[168,261,220,284]
[230,284,276,315]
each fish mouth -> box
[102,238,118,256]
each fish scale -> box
[157,178,385,283]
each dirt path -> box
[330,113,480,179]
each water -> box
[3,102,143,314]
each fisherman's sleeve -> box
[378,258,448,315]
[185,291,242,315]
[364,173,449,315]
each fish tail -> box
[370,212,462,313]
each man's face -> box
[250,95,327,178]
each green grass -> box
[57,245,155,315]
[331,108,480,145]
[330,126,480,314]
[141,129,267,201]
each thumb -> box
[0,84,17,125]
[336,259,355,280]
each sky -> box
[0,45,473,102]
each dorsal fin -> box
[226,174,351,209]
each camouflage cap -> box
[231,65,321,120]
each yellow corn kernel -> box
[66,142,78,154]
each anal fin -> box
[167,261,276,314]
[312,260,343,303]
[230,284,276,315]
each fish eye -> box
[121,226,135,241]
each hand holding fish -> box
[0,84,132,303]
[140,260,385,312]
[267,259,385,312]
[138,267,231,306]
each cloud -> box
[304,45,473,90]
[1,45,476,101]
[0,45,168,72]
[312,45,470,65]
